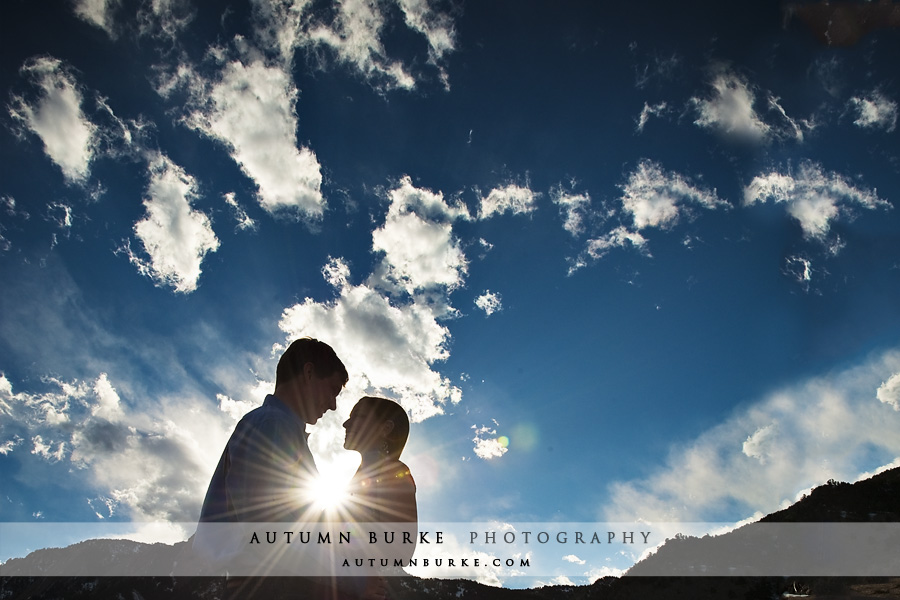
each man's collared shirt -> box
[199,394,317,523]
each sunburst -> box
[304,470,350,514]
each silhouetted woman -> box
[342,396,417,599]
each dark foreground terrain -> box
[2,467,899,599]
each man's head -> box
[275,338,348,424]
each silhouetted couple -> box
[197,338,417,600]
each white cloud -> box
[635,101,668,133]
[91,373,124,422]
[551,187,592,236]
[620,160,726,231]
[280,257,461,424]
[305,0,416,90]
[0,196,24,252]
[370,176,470,294]
[767,95,815,142]
[475,291,502,316]
[602,348,900,523]
[1,372,235,522]
[182,57,324,217]
[784,255,815,292]
[562,554,586,565]
[248,0,312,66]
[876,372,900,411]
[396,0,456,85]
[47,202,74,231]
[633,51,681,89]
[583,226,648,261]
[31,435,66,462]
[472,423,508,460]
[248,0,457,90]
[8,57,98,184]
[849,90,898,132]
[479,184,538,219]
[586,565,625,582]
[217,393,258,422]
[744,161,890,241]
[741,424,777,464]
[275,177,471,470]
[690,67,770,141]
[137,0,195,40]
[123,154,220,293]
[0,436,22,455]
[72,0,192,40]
[71,0,119,38]
[222,192,257,231]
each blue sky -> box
[2,0,900,585]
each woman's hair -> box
[359,396,410,456]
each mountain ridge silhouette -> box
[2,467,899,598]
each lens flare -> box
[511,423,539,452]
[305,471,349,512]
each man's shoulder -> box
[232,403,306,441]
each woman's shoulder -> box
[382,459,416,490]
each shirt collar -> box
[263,394,310,438]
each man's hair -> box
[359,396,410,456]
[276,338,348,388]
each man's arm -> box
[225,415,317,522]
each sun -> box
[306,471,349,513]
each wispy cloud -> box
[71,0,119,38]
[570,160,725,271]
[619,159,726,230]
[72,0,193,41]
[479,183,538,220]
[744,161,890,242]
[767,95,816,142]
[475,291,502,316]
[848,90,898,132]
[252,0,457,90]
[690,66,770,141]
[396,0,457,87]
[784,255,816,292]
[8,57,98,184]
[688,65,816,143]
[472,422,508,460]
[635,101,668,133]
[551,186,592,236]
[136,0,195,40]
[222,192,258,231]
[603,349,900,523]
[632,50,681,89]
[300,0,414,89]
[581,226,649,263]
[121,154,220,293]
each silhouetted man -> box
[197,337,348,598]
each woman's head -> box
[343,397,410,457]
